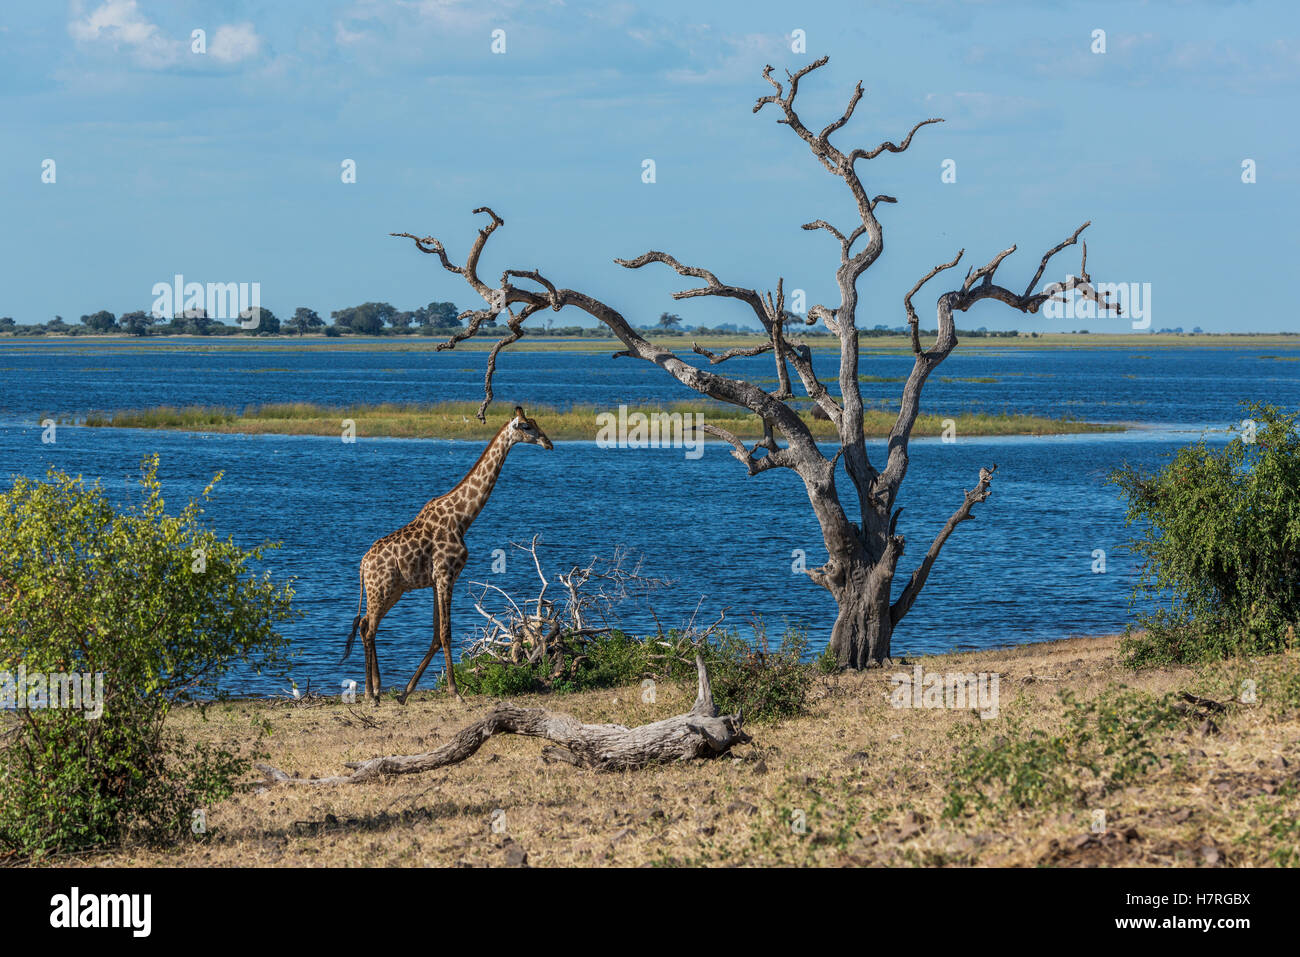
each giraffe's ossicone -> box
[342,406,554,704]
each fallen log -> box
[256,653,750,785]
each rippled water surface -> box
[1,338,1296,694]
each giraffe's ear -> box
[514,405,526,418]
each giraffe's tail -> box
[342,570,365,662]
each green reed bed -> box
[76,401,1124,441]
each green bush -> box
[667,626,813,723]
[451,630,653,697]
[452,625,813,723]
[0,455,295,856]
[1110,401,1300,665]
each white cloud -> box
[69,2,263,70]
[209,23,262,64]
[68,0,180,68]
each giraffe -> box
[342,406,553,704]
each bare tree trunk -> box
[828,560,894,668]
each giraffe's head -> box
[507,406,553,450]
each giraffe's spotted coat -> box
[350,408,553,703]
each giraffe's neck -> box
[440,424,513,533]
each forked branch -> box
[889,465,998,627]
[879,223,1119,514]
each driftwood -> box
[256,653,749,786]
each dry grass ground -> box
[60,634,1300,868]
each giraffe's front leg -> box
[438,572,465,705]
[396,578,445,705]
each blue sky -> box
[1,0,1296,332]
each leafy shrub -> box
[665,625,813,724]
[1066,688,1188,787]
[452,625,813,723]
[0,456,295,856]
[451,630,654,697]
[1110,401,1300,665]
[944,721,1076,817]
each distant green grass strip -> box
[76,401,1124,440]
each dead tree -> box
[392,56,1119,669]
[256,652,748,784]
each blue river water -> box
[1,338,1296,695]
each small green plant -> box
[943,686,1191,818]
[0,456,295,856]
[1257,803,1300,866]
[814,644,840,675]
[1065,688,1188,787]
[1110,401,1300,665]
[944,720,1077,818]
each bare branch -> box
[818,81,864,142]
[846,117,944,164]
[475,301,543,420]
[616,250,725,291]
[619,251,835,421]
[890,465,997,627]
[946,222,1122,317]
[389,232,461,274]
[699,422,793,476]
[1023,221,1090,296]
[765,279,792,399]
[693,341,773,363]
[904,249,965,355]
[801,218,848,252]
[961,244,1017,294]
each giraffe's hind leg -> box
[361,617,381,705]
[361,590,398,705]
[358,618,373,701]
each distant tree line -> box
[2,302,471,338]
[0,300,654,338]
[0,309,1240,339]
[0,302,452,338]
